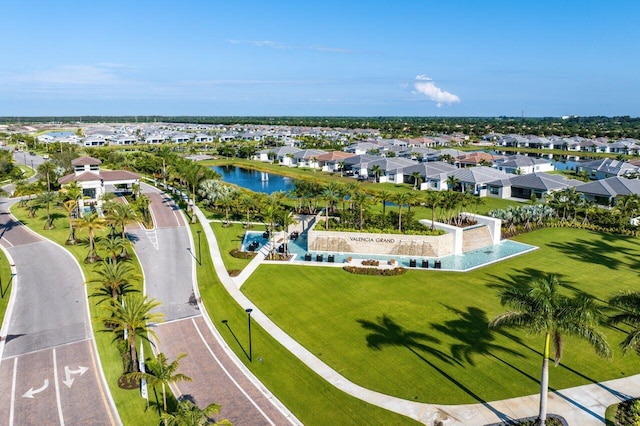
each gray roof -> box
[488,172,582,191]
[342,154,381,166]
[292,149,326,159]
[575,176,640,197]
[448,166,509,184]
[579,158,638,175]
[367,157,418,172]
[401,162,457,178]
[497,154,552,168]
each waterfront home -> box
[315,151,355,173]
[486,172,582,201]
[401,162,458,190]
[575,176,640,206]
[455,152,499,168]
[493,154,554,175]
[445,166,509,195]
[577,158,639,180]
[293,149,327,169]
[255,146,302,165]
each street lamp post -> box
[197,230,202,266]
[245,308,253,361]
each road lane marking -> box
[191,317,276,426]
[52,349,65,426]
[62,365,88,388]
[88,336,118,426]
[10,357,17,426]
[22,379,49,398]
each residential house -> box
[445,166,510,196]
[293,149,327,169]
[401,162,458,190]
[493,154,554,175]
[575,176,640,206]
[486,172,582,200]
[315,151,356,173]
[578,158,639,180]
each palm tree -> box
[161,399,231,426]
[61,182,82,244]
[238,193,256,228]
[369,165,383,182]
[338,161,346,177]
[36,191,58,230]
[128,352,192,415]
[423,191,441,230]
[351,191,371,231]
[410,171,423,190]
[489,275,611,425]
[73,212,107,263]
[102,294,164,373]
[89,260,139,302]
[376,190,392,218]
[107,203,138,241]
[446,175,460,192]
[392,192,411,232]
[609,291,640,354]
[187,165,208,223]
[99,236,130,265]
[135,194,152,226]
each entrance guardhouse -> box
[58,156,140,215]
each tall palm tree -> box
[36,191,58,230]
[369,165,383,182]
[73,212,107,263]
[89,260,139,302]
[187,165,208,223]
[61,182,82,244]
[377,190,392,218]
[446,175,460,192]
[102,294,164,373]
[128,352,192,415]
[161,399,231,426]
[423,190,441,230]
[392,192,411,232]
[107,202,138,241]
[238,193,256,228]
[351,191,371,231]
[99,236,130,265]
[609,291,640,354]
[410,171,423,190]
[489,275,611,425]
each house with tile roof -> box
[577,158,639,180]
[493,154,554,175]
[486,172,582,200]
[446,166,510,196]
[58,156,140,214]
[315,151,356,173]
[574,176,640,206]
[400,162,458,190]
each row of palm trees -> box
[491,275,640,425]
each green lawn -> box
[241,227,640,405]
[193,223,419,425]
[10,204,163,425]
[0,248,13,329]
[210,221,265,274]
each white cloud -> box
[413,76,460,107]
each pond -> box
[212,165,295,194]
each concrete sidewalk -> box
[195,206,639,425]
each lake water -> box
[212,165,294,194]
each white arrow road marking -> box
[62,366,89,388]
[22,379,49,398]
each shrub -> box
[361,259,379,266]
[616,399,640,426]
[342,266,406,276]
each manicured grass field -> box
[10,204,163,425]
[0,248,13,330]
[210,221,265,273]
[193,222,419,425]
[241,227,640,405]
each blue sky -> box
[1,1,638,117]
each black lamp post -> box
[197,230,202,266]
[245,308,253,361]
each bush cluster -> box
[361,259,380,266]
[342,266,406,276]
[229,249,256,259]
[616,399,640,426]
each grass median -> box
[10,204,162,425]
[192,221,419,425]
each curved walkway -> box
[194,206,640,425]
[130,185,298,425]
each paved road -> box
[131,184,296,425]
[0,198,119,425]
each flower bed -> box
[343,266,406,276]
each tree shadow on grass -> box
[546,237,633,271]
[357,314,511,422]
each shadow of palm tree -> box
[431,305,524,366]
[357,315,510,421]
[547,237,633,270]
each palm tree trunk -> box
[130,337,139,373]
[538,333,550,425]
[162,382,167,413]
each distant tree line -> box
[2,115,640,139]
